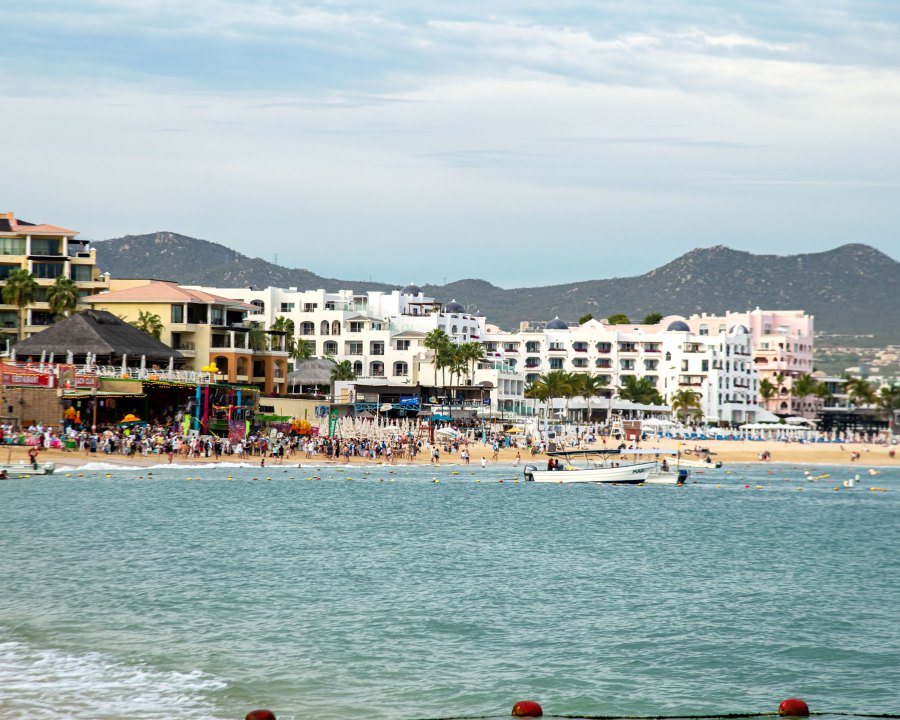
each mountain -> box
[93,234,900,344]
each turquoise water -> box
[1,461,898,720]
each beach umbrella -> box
[121,354,127,374]
[168,356,174,373]
[66,350,73,364]
[140,355,146,375]
[48,352,54,364]
[40,351,46,363]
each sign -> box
[328,409,339,438]
[399,396,419,406]
[1,363,52,387]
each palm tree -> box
[2,269,39,342]
[270,316,296,356]
[330,359,356,403]
[525,379,551,429]
[791,373,819,415]
[877,384,900,432]
[459,341,485,384]
[758,377,777,406]
[619,375,664,405]
[247,322,269,351]
[844,376,876,408]
[131,309,164,339]
[539,370,574,422]
[575,373,609,422]
[46,276,80,319]
[424,328,452,392]
[671,388,702,423]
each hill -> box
[93,234,900,344]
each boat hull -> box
[0,463,56,476]
[525,461,657,484]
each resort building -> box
[186,283,525,416]
[483,316,761,424]
[0,212,109,342]
[82,280,289,394]
[682,309,816,419]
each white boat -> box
[0,462,56,477]
[523,449,675,485]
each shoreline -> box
[6,436,898,471]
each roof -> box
[391,330,426,339]
[83,281,254,308]
[0,213,78,235]
[286,358,337,386]
[12,310,182,362]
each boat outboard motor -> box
[677,469,689,486]
[523,464,537,482]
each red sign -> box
[0,363,52,387]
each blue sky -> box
[2,0,899,286]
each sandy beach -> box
[9,436,899,470]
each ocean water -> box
[1,460,898,720]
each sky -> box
[2,0,899,287]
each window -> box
[323,341,338,355]
[70,265,93,281]
[596,342,612,353]
[280,302,294,312]
[644,359,658,371]
[549,358,564,369]
[210,308,224,325]
[171,305,184,323]
[396,339,410,350]
[237,357,248,376]
[30,310,54,326]
[572,358,588,368]
[251,300,265,313]
[701,359,709,372]
[300,321,315,335]
[349,321,364,333]
[352,361,363,374]
[0,264,18,279]
[620,359,635,371]
[699,324,709,336]
[681,359,688,371]
[30,239,61,256]
[320,320,330,335]
[393,361,408,376]
[348,342,363,355]
[525,341,541,353]
[32,262,64,279]
[215,356,229,374]
[332,320,341,335]
[0,238,26,254]
[253,360,265,378]
[595,358,611,369]
[370,361,384,376]
[303,303,317,312]
[0,311,16,328]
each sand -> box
[7,436,898,470]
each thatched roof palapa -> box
[286,358,337,387]
[13,310,182,362]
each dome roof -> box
[443,299,464,313]
[666,320,690,332]
[546,317,568,330]
[729,324,750,335]
[401,283,422,295]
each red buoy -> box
[245,710,277,720]
[511,699,543,717]
[779,698,810,716]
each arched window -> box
[300,321,315,335]
[331,320,341,335]
[665,351,672,361]
[370,361,384,377]
[214,356,229,374]
[237,357,248,376]
[320,320,330,335]
[393,361,408,376]
[352,361,363,375]
[323,341,338,355]
[452,325,458,334]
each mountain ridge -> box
[92,234,900,344]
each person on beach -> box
[481,457,487,468]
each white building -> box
[186,283,525,414]
[483,315,761,424]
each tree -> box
[130,309,164,339]
[459,341,485,384]
[46,276,80,319]
[671,388,702,423]
[574,373,609,421]
[537,370,574,422]
[330,359,356,403]
[578,313,594,325]
[642,312,663,325]
[525,379,551,428]
[618,375,664,405]
[877,384,900,430]
[2,269,39,342]
[606,314,630,325]
[791,374,820,414]
[844,376,876,408]
[424,328,452,391]
[758,378,777,404]
[247,322,269,351]
[270,316,296,356]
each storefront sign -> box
[1,363,52,387]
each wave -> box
[0,632,227,719]
[55,460,476,473]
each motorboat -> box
[0,462,56,477]
[523,449,675,485]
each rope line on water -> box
[410,713,900,720]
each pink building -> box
[686,309,816,418]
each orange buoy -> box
[779,698,810,716]
[512,700,543,717]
